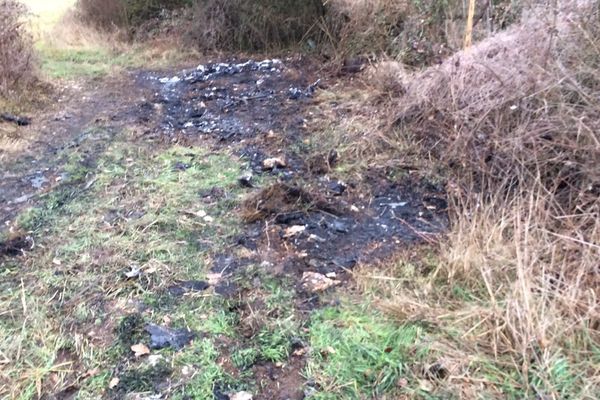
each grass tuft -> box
[307,304,425,399]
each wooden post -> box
[464,0,476,49]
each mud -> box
[265,180,447,274]
[137,58,447,270]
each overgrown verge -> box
[73,0,523,64]
[0,0,37,100]
[330,1,600,398]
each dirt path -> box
[1,75,153,235]
[0,58,447,399]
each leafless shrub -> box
[185,0,325,51]
[395,1,600,211]
[0,0,37,98]
[75,0,189,32]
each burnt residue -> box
[0,236,32,257]
[250,180,448,275]
[142,59,316,143]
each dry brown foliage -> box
[240,183,338,223]
[0,0,37,98]
[368,0,600,396]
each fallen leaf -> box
[230,391,253,400]
[108,377,120,389]
[181,365,193,376]
[302,272,340,293]
[131,343,150,357]
[82,368,100,379]
[262,157,286,170]
[266,130,278,139]
[419,379,433,392]
[283,225,306,238]
[397,377,409,388]
[125,265,141,278]
[183,209,207,218]
[145,266,158,274]
[293,347,307,357]
[207,273,222,286]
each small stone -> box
[238,173,254,188]
[148,354,163,366]
[328,180,347,196]
[108,377,120,389]
[145,324,195,350]
[331,220,349,233]
[308,234,326,243]
[230,391,253,400]
[124,265,141,278]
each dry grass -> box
[0,0,37,98]
[340,1,600,397]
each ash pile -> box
[147,59,317,141]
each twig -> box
[1,113,31,126]
[542,229,600,250]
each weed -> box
[231,347,259,370]
[257,321,295,363]
[116,314,146,349]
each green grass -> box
[1,127,247,398]
[38,47,133,79]
[306,304,426,399]
[172,339,226,399]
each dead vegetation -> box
[240,183,339,223]
[0,0,37,99]
[349,0,600,396]
[75,0,189,32]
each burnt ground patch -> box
[129,57,449,398]
[139,58,448,263]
